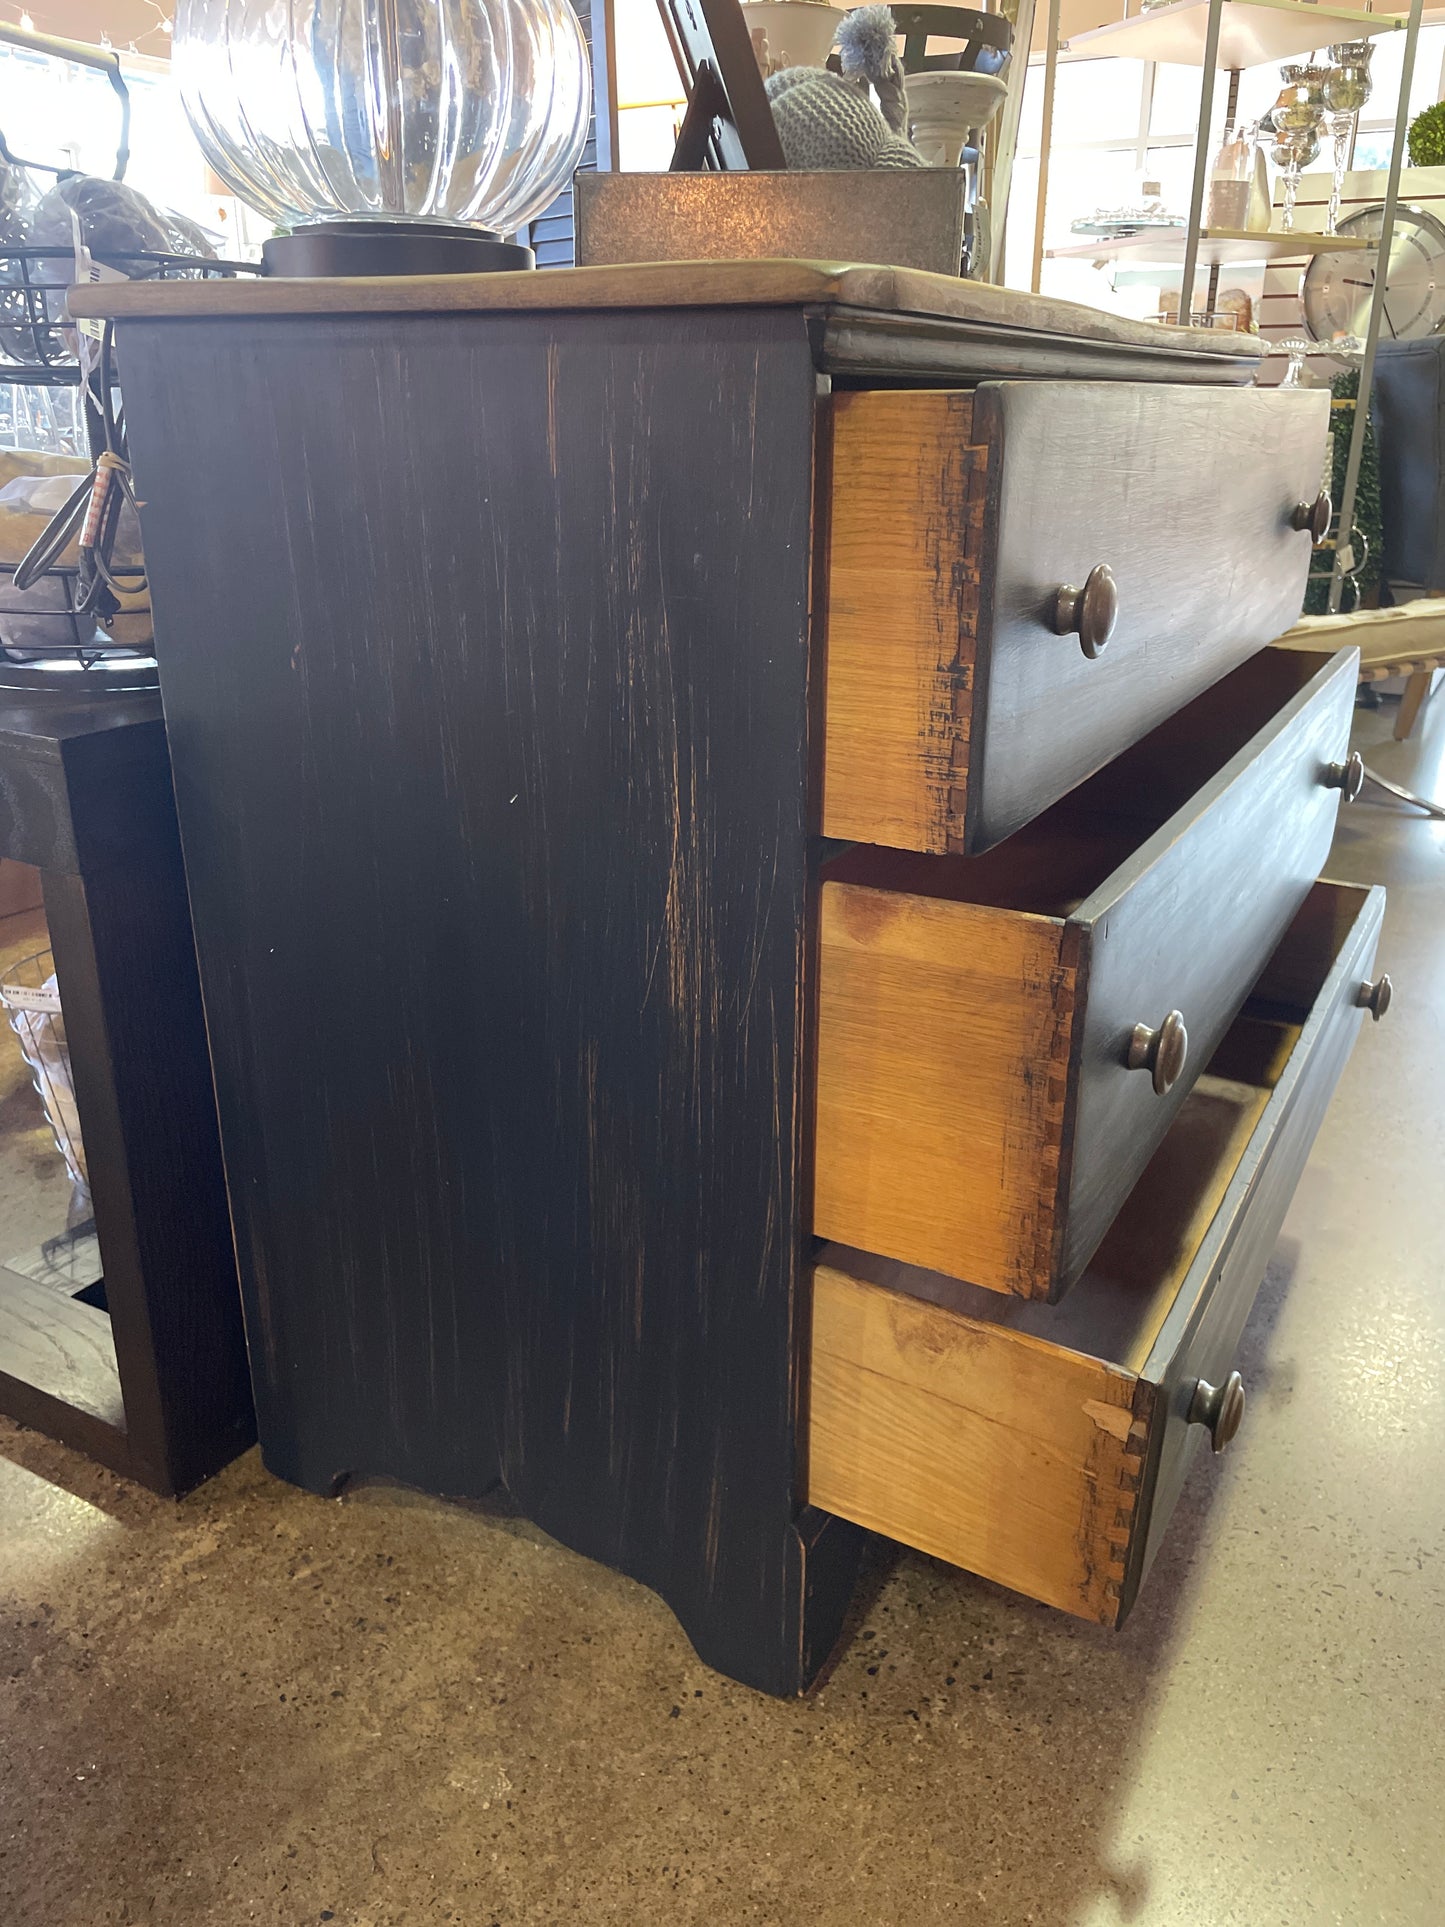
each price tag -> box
[67,209,128,349]
[0,983,62,1014]
[1337,541,1357,574]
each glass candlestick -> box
[1324,41,1374,115]
[1272,126,1322,231]
[1271,333,1366,388]
[1274,337,1322,388]
[1322,43,1373,236]
[1324,110,1355,235]
[1270,63,1329,232]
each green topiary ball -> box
[1408,100,1445,167]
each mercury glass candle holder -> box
[1271,64,1329,232]
[1324,42,1374,115]
[1322,43,1373,236]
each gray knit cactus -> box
[838,4,910,136]
[765,7,926,171]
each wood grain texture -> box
[1124,880,1384,1614]
[809,1262,1150,1621]
[0,695,167,876]
[67,259,1258,367]
[968,381,1331,852]
[821,383,1331,854]
[823,391,984,851]
[809,879,1383,1628]
[0,1263,127,1471]
[1060,645,1357,1292]
[813,881,1076,1295]
[812,646,1356,1301]
[1247,874,1378,1015]
[0,859,43,919]
[0,697,251,1495]
[42,839,253,1496]
[116,304,864,1693]
[1395,669,1437,740]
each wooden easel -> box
[657,0,786,169]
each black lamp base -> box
[263,220,535,279]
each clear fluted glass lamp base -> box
[174,0,591,274]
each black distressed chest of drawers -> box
[74,262,1388,1695]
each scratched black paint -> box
[115,307,863,1692]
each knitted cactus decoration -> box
[838,5,910,137]
[765,7,926,170]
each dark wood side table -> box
[0,687,253,1493]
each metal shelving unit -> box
[1031,0,1406,303]
[1031,0,1424,628]
[1047,225,1371,263]
[1060,0,1403,68]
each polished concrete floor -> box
[2,693,1443,1927]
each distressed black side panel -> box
[118,306,860,1692]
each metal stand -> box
[1323,0,1434,816]
[1030,0,1062,292]
[1030,0,1416,347]
[1329,0,1424,612]
[1360,764,1445,819]
[1176,0,1226,324]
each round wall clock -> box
[1301,202,1445,343]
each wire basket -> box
[0,946,87,1193]
[0,555,151,663]
[0,246,261,384]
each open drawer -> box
[814,645,1358,1302]
[822,381,1330,855]
[808,880,1388,1627]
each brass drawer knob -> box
[1127,1008,1188,1095]
[1324,750,1365,803]
[1189,1370,1246,1453]
[1291,492,1333,543]
[1049,562,1118,659]
[1356,973,1392,1021]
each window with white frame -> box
[613,0,688,168]
[1007,28,1445,309]
[0,41,251,452]
[0,43,214,223]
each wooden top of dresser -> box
[69,258,1260,381]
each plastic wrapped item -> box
[0,953,87,1197]
[161,208,218,263]
[0,160,44,364]
[0,155,39,246]
[1071,175,1178,238]
[30,176,173,259]
[8,175,218,367]
[0,452,150,656]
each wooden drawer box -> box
[814,645,1357,1301]
[822,380,1331,855]
[809,879,1387,1626]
